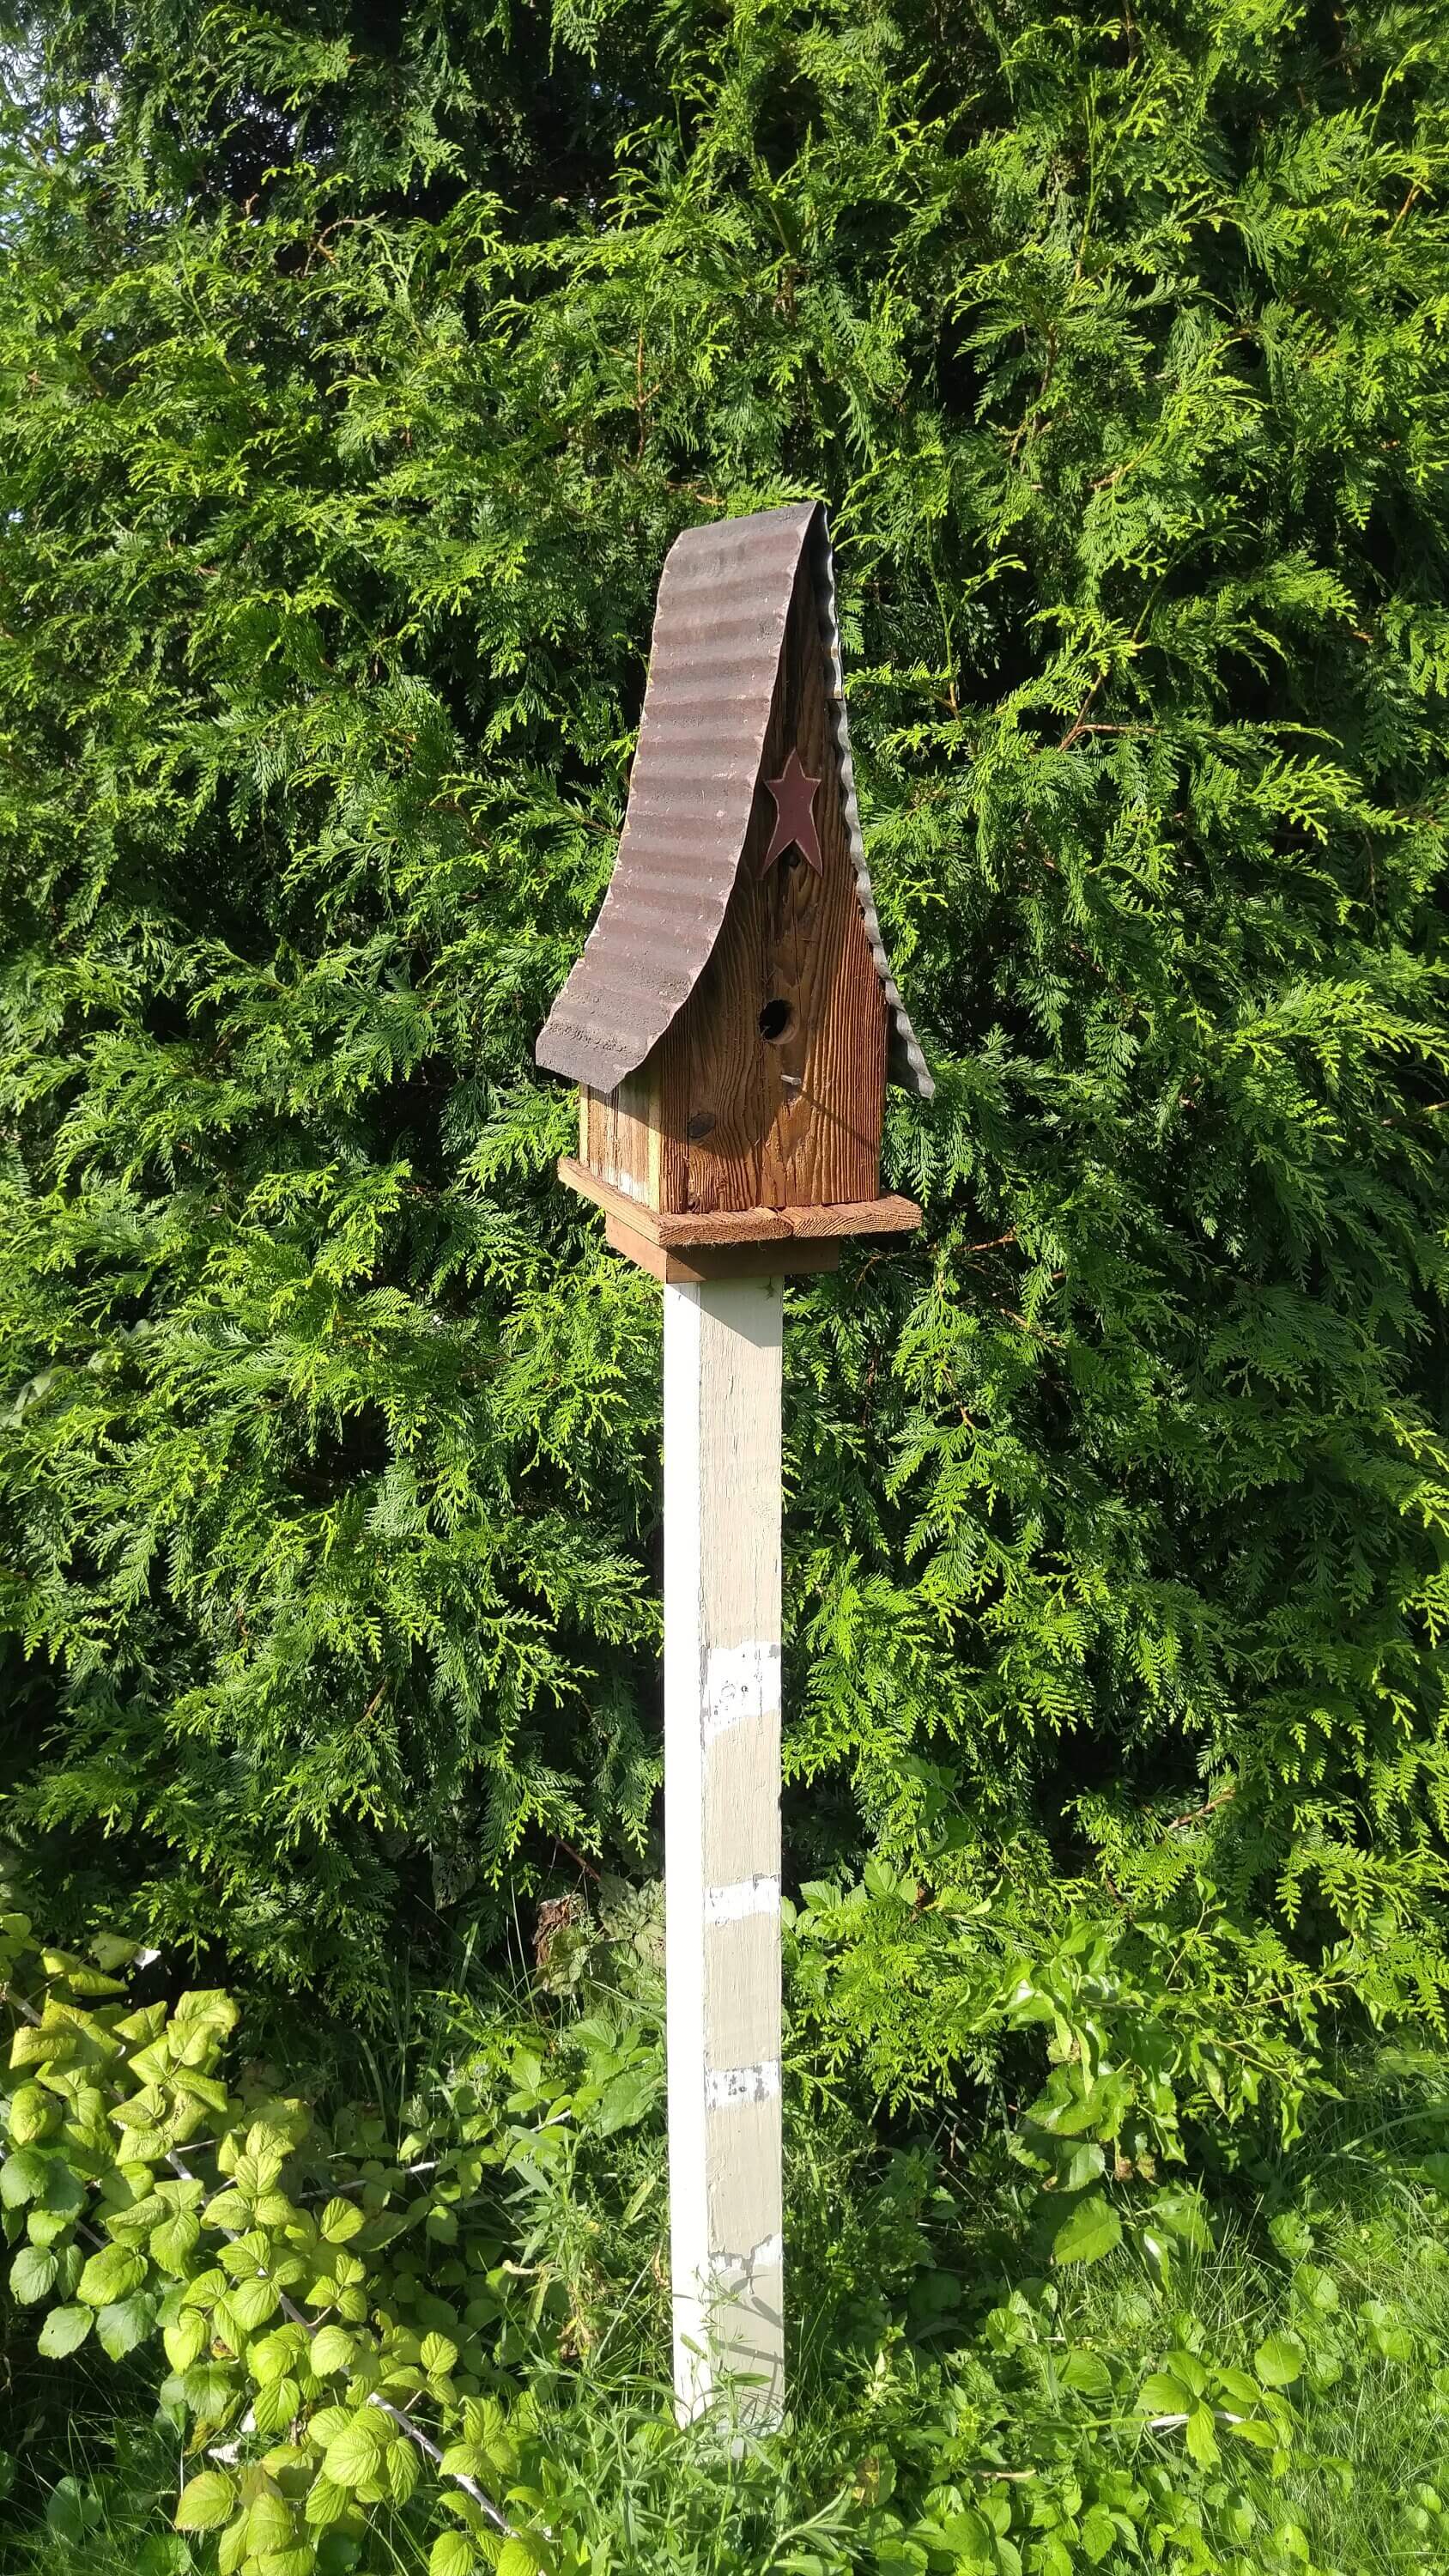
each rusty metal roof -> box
[536,501,933,1099]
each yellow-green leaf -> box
[497,2537,551,2576]
[1255,2331,1306,2389]
[38,2303,93,2358]
[175,2470,236,2530]
[77,2242,147,2308]
[309,2324,355,2375]
[430,2537,476,2576]
[322,2410,387,2489]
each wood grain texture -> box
[658,554,887,1214]
[560,1157,919,1249]
[604,1214,841,1281]
[581,1063,660,1208]
[775,1194,919,1239]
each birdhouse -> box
[536,502,932,1279]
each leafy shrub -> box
[8,1898,1449,2574]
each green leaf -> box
[38,2304,94,2358]
[497,2538,551,2576]
[386,2438,421,2505]
[419,2331,458,2374]
[218,2524,249,2576]
[0,2148,49,2208]
[1254,2331,1306,2389]
[596,2068,656,2134]
[97,2292,158,2359]
[179,2267,227,2312]
[309,2324,355,2375]
[152,2213,201,2275]
[175,2471,237,2531]
[244,2489,294,2553]
[1140,2371,1192,2415]
[303,2478,349,2530]
[182,2362,238,2423]
[27,2208,72,2251]
[163,2312,208,2372]
[45,2476,97,2543]
[1164,2348,1208,2398]
[1061,2142,1106,2195]
[1052,2196,1122,2267]
[40,2160,87,2217]
[252,2327,301,2385]
[1185,2404,1220,2469]
[228,2273,280,2332]
[10,2243,59,2304]
[252,2374,301,2439]
[1061,2348,1113,2397]
[429,2538,476,2576]
[1080,2506,1118,2564]
[76,2242,147,2308]
[322,2411,386,2489]
[306,2408,352,2450]
[7,2086,52,2146]
[1227,2415,1279,2448]
[318,2197,363,2245]
[937,2510,992,2564]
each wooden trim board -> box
[606,1214,840,1282]
[560,1157,920,1251]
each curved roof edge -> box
[805,513,934,1100]
[536,501,932,1101]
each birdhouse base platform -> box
[556,1158,922,1282]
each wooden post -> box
[663,1272,785,2422]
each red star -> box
[759,749,822,874]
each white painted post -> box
[663,1272,785,2423]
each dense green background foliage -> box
[4,8,1449,2567]
[3,0,1448,2082]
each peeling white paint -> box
[705,2059,782,2109]
[701,1639,781,1743]
[703,1874,781,1923]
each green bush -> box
[2,0,1447,2089]
[6,1899,1449,2575]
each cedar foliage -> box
[1,0,1447,2045]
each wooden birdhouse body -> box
[538,503,931,1277]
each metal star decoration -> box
[759,749,822,874]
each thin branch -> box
[1166,1787,1237,1835]
[1058,667,1108,752]
[553,1836,604,1888]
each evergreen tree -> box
[1,0,1446,2046]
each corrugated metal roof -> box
[536,502,933,1100]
